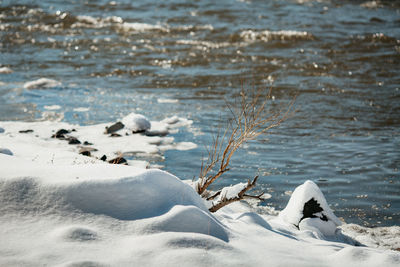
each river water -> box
[1,0,399,227]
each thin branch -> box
[196,85,295,196]
[208,176,259,212]
[243,193,265,200]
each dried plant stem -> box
[208,176,259,213]
[196,86,295,199]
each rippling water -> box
[1,0,399,227]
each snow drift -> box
[0,119,399,266]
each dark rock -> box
[132,129,146,134]
[68,137,81,145]
[110,133,122,137]
[300,198,327,224]
[83,141,93,145]
[79,147,97,153]
[19,129,34,133]
[105,122,124,134]
[52,129,70,139]
[108,156,128,165]
[56,129,69,135]
[100,155,107,161]
[80,150,91,157]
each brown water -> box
[0,0,399,227]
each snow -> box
[218,183,247,201]
[23,78,61,89]
[0,118,399,266]
[121,112,151,133]
[0,114,196,167]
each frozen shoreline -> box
[0,118,399,266]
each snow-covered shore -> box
[0,117,399,266]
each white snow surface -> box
[0,115,195,167]
[0,120,399,266]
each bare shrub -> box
[194,86,295,212]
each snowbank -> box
[0,119,399,266]
[0,114,196,167]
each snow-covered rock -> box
[23,78,61,89]
[122,113,151,132]
[0,67,13,74]
[279,180,342,237]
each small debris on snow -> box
[19,129,34,133]
[108,156,128,165]
[105,121,124,134]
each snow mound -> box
[0,155,207,221]
[121,113,151,132]
[143,205,228,241]
[23,78,61,89]
[279,180,342,236]
[64,169,207,220]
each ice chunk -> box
[279,180,341,236]
[0,67,13,74]
[23,78,61,89]
[44,105,61,110]
[121,113,151,133]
